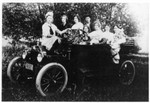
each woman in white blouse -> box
[88,20,104,44]
[71,14,83,30]
[41,11,67,51]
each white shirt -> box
[42,22,58,37]
[102,31,114,43]
[71,22,83,30]
[88,30,104,40]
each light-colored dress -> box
[71,22,83,30]
[88,29,126,64]
[41,22,59,50]
[102,31,114,44]
[88,30,104,44]
[109,29,126,64]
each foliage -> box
[2,46,25,73]
[3,3,139,41]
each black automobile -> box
[7,29,135,97]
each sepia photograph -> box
[2,2,149,101]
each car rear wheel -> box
[36,63,68,96]
[118,60,135,85]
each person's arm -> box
[53,24,67,35]
[117,36,126,44]
[56,28,67,35]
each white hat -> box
[45,11,53,18]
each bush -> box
[2,45,25,74]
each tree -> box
[2,3,139,41]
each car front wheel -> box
[36,62,68,96]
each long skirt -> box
[41,36,59,51]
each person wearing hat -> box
[41,11,68,52]
[110,25,126,64]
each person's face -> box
[85,17,91,23]
[83,26,89,33]
[114,26,119,33]
[46,16,53,24]
[105,26,110,31]
[74,16,79,23]
[48,12,54,17]
[94,23,100,31]
[61,16,67,23]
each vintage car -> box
[7,29,135,97]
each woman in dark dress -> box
[58,14,71,31]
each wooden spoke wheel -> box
[36,63,68,96]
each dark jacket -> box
[58,22,71,31]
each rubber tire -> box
[7,57,22,83]
[36,62,68,97]
[119,60,135,85]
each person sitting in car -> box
[41,11,68,53]
[88,20,104,45]
[83,25,90,34]
[102,25,114,44]
[71,14,83,30]
[110,25,126,64]
[58,14,71,31]
[83,16,93,32]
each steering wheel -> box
[61,29,90,44]
[61,28,72,38]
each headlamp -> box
[37,53,43,62]
[22,51,27,59]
